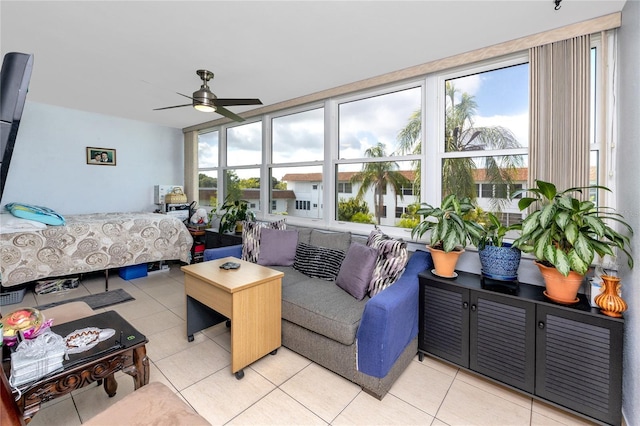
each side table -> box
[3,310,149,423]
[181,257,283,379]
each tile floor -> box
[1,265,603,425]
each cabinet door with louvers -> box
[419,279,470,368]
[469,291,536,393]
[535,304,623,426]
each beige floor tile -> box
[0,290,36,313]
[417,354,460,376]
[72,375,135,423]
[154,338,230,390]
[145,323,207,361]
[437,379,531,426]
[389,357,455,416]
[152,287,186,309]
[227,388,326,425]
[26,396,82,426]
[128,309,184,336]
[169,304,187,321]
[149,361,178,391]
[279,363,361,423]
[455,369,532,409]
[201,321,231,339]
[181,367,276,424]
[109,297,168,322]
[431,419,450,426]
[334,391,434,425]
[250,346,312,385]
[531,400,598,425]
[210,326,232,352]
[138,279,181,299]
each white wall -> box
[618,1,640,424]
[1,102,184,214]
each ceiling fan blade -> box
[215,106,245,122]
[213,98,263,107]
[153,104,192,111]
[176,92,195,101]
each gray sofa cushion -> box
[281,273,368,345]
[309,229,351,251]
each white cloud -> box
[474,112,529,148]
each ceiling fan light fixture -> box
[194,103,216,113]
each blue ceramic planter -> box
[478,243,521,281]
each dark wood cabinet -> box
[204,228,242,249]
[419,271,623,425]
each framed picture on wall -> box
[86,147,116,166]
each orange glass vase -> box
[594,275,627,318]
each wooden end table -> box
[181,257,283,379]
[2,310,149,423]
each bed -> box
[0,212,193,288]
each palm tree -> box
[350,142,411,225]
[397,82,523,210]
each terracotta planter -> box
[427,246,464,278]
[536,262,584,304]
[594,275,627,318]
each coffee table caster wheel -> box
[188,335,194,342]
[235,370,244,380]
[270,349,278,355]
[226,320,231,328]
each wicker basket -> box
[164,187,187,204]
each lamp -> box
[192,74,217,112]
[194,102,216,113]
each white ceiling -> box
[1,1,627,130]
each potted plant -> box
[476,212,522,281]
[219,197,255,234]
[411,194,484,278]
[512,180,633,304]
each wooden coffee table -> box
[2,310,149,423]
[181,257,284,379]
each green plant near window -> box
[511,180,634,276]
[219,197,255,234]
[476,211,521,249]
[411,194,484,252]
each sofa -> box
[203,225,432,399]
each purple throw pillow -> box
[257,228,299,266]
[336,242,378,300]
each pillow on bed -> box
[0,213,48,234]
[4,202,66,226]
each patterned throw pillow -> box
[366,229,409,297]
[241,219,286,263]
[293,242,346,281]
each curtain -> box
[528,35,591,194]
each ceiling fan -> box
[153,69,262,122]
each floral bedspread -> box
[0,212,193,287]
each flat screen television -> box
[0,52,34,200]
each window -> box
[270,108,324,219]
[225,121,263,212]
[337,182,352,193]
[337,86,422,227]
[191,35,611,242]
[437,59,529,216]
[197,130,219,207]
[272,165,323,218]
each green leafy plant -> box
[476,211,521,250]
[512,180,633,276]
[411,194,484,252]
[219,197,255,234]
